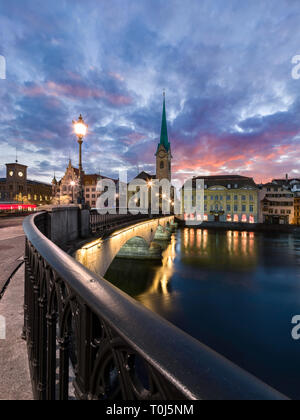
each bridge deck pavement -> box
[0,217,25,293]
[0,264,33,400]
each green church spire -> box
[158,91,170,152]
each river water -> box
[105,228,300,399]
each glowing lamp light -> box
[70,181,76,187]
[73,114,88,139]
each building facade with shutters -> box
[183,175,259,223]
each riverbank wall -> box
[175,219,300,234]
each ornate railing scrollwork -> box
[23,212,287,400]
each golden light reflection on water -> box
[181,229,257,270]
[136,235,176,312]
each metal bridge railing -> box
[23,212,287,400]
[89,209,152,233]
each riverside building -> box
[183,175,259,223]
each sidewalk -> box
[0,264,33,400]
[0,220,25,293]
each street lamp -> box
[147,180,153,217]
[73,114,88,205]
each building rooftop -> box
[191,175,257,189]
[27,179,51,187]
[134,171,156,181]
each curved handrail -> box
[23,212,288,400]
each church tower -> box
[156,92,172,181]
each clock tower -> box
[156,92,172,181]
[6,162,28,200]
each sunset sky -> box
[0,0,300,184]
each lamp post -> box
[73,114,88,205]
[70,181,76,204]
[147,180,153,218]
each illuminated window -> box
[204,214,208,221]
[249,215,255,223]
[242,214,247,223]
[234,214,239,222]
[227,214,232,222]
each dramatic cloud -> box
[0,0,299,183]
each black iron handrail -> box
[23,212,287,400]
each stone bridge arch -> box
[76,216,174,277]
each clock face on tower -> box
[159,151,165,158]
[18,171,24,178]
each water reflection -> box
[181,229,257,270]
[101,229,300,399]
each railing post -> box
[46,311,57,400]
[73,304,94,400]
[59,334,70,400]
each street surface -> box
[0,217,25,293]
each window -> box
[234,195,238,201]
[242,195,246,201]
[249,205,254,212]
[242,205,246,212]
[215,196,218,201]
[226,195,231,201]
[234,205,238,212]
[227,184,231,189]
[160,161,164,169]
[227,205,231,211]
[250,195,254,201]
[234,184,238,188]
